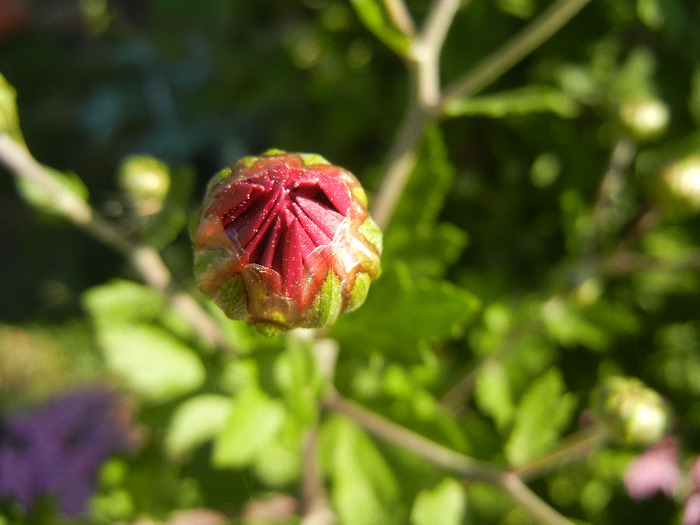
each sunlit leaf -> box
[410,478,467,525]
[98,323,205,403]
[349,0,411,56]
[166,394,233,458]
[212,388,286,468]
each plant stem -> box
[513,425,611,481]
[323,390,576,525]
[442,0,593,102]
[0,132,230,352]
[301,426,336,525]
[382,0,415,36]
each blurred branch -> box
[442,0,593,102]
[382,0,415,36]
[301,426,336,525]
[323,389,575,525]
[371,0,462,228]
[513,425,610,481]
[371,0,590,229]
[0,132,231,352]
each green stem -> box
[0,132,230,352]
[323,390,575,525]
[441,0,593,102]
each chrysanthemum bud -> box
[592,376,670,446]
[193,150,382,336]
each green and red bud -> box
[193,150,382,336]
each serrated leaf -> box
[166,394,233,458]
[322,415,400,525]
[505,368,576,467]
[212,388,286,468]
[350,0,411,56]
[474,360,515,432]
[411,478,467,525]
[98,323,205,403]
[331,264,480,358]
[444,86,580,118]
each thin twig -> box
[301,426,336,525]
[442,0,593,102]
[0,132,231,352]
[323,390,575,525]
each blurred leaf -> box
[474,360,515,432]
[98,323,205,403]
[322,414,401,525]
[331,263,480,358]
[252,413,305,486]
[166,394,233,458]
[14,167,90,217]
[83,279,167,325]
[410,478,467,525]
[212,388,286,468]
[542,296,639,351]
[0,73,21,140]
[444,86,580,118]
[350,0,411,56]
[506,368,576,467]
[142,166,195,249]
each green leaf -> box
[165,394,233,458]
[212,388,286,468]
[474,360,515,432]
[505,368,576,467]
[0,73,21,139]
[349,0,411,56]
[331,264,480,358]
[383,126,469,279]
[15,167,90,217]
[82,279,167,326]
[322,415,401,525]
[443,86,580,119]
[98,323,205,403]
[410,478,467,525]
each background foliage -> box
[2,0,700,524]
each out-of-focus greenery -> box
[2,0,700,524]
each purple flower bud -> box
[193,151,382,335]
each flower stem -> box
[323,390,576,525]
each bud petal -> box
[193,151,382,334]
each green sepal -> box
[214,276,247,320]
[311,270,344,327]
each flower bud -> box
[117,155,171,217]
[662,155,700,212]
[193,150,382,336]
[620,97,669,141]
[593,376,670,446]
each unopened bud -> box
[117,156,171,216]
[593,376,670,446]
[663,155,700,212]
[620,97,669,141]
[193,151,382,336]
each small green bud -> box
[193,151,382,335]
[117,156,171,216]
[620,97,669,141]
[593,376,670,446]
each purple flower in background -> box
[624,436,682,500]
[0,388,137,516]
